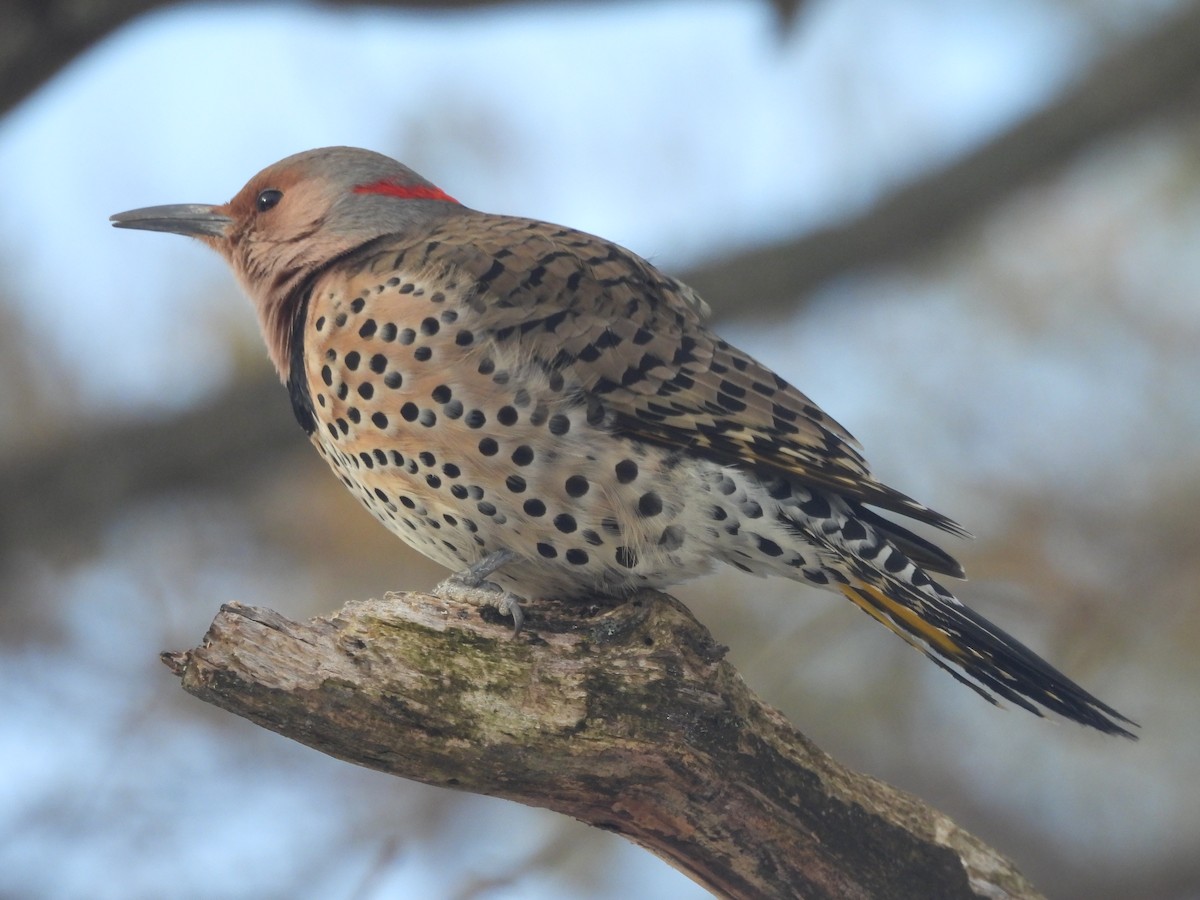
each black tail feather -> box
[843,578,1137,739]
[852,503,966,579]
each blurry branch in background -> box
[0,0,152,116]
[685,0,1200,318]
[0,0,807,119]
[0,0,547,118]
[3,0,1200,551]
[0,375,298,556]
[164,590,1042,900]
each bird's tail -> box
[837,567,1137,738]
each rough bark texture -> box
[163,590,1042,900]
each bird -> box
[111,146,1135,737]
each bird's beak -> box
[110,204,232,238]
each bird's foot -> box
[434,549,525,635]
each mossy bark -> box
[163,590,1041,900]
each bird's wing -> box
[405,213,968,545]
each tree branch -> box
[0,0,807,119]
[163,589,1041,899]
[0,0,576,118]
[0,373,299,557]
[686,0,1200,320]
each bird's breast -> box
[298,260,715,595]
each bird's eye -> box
[257,189,283,212]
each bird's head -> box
[111,146,461,375]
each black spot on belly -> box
[757,537,783,557]
[638,492,662,517]
[659,525,685,551]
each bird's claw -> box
[433,549,525,635]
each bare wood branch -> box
[163,589,1041,900]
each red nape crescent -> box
[353,179,459,204]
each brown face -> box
[111,157,328,268]
[111,147,457,294]
[110,159,346,376]
[220,162,331,243]
[110,147,464,377]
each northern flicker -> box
[112,146,1134,737]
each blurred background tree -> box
[0,1,1197,897]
